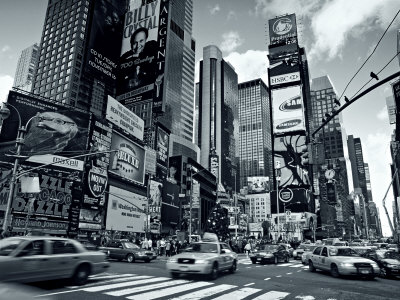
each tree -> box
[205,204,230,241]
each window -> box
[52,240,78,254]
[18,240,45,257]
[321,247,328,257]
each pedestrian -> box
[176,240,181,254]
[244,242,252,257]
[148,238,153,251]
[160,238,166,256]
[156,239,161,256]
[166,240,171,257]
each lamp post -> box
[275,161,281,242]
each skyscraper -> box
[198,45,239,194]
[238,79,273,189]
[13,43,39,92]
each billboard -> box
[272,86,305,134]
[106,95,144,140]
[392,80,400,114]
[168,156,182,185]
[274,135,309,187]
[386,96,396,125]
[106,185,146,232]
[117,0,169,113]
[87,115,113,169]
[149,180,162,220]
[268,14,298,47]
[86,0,124,81]
[161,180,180,226]
[0,91,90,163]
[210,154,219,184]
[109,131,146,185]
[145,146,157,176]
[79,208,104,230]
[269,51,300,87]
[247,176,271,193]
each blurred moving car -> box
[308,246,380,279]
[250,244,290,264]
[279,243,294,257]
[0,236,109,285]
[166,238,237,280]
[373,243,388,249]
[333,241,349,247]
[301,245,318,265]
[386,244,399,252]
[361,249,400,278]
[77,240,99,251]
[99,240,155,263]
[351,246,373,256]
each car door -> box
[311,246,323,268]
[220,243,234,270]
[50,239,81,277]
[319,247,329,271]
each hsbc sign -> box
[271,72,300,86]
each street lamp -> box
[275,161,281,242]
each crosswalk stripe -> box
[67,275,140,289]
[169,284,236,300]
[252,291,290,299]
[83,276,165,292]
[278,263,292,267]
[88,274,136,280]
[211,287,261,300]
[126,281,214,300]
[289,265,303,268]
[105,279,188,297]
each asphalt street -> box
[19,254,400,300]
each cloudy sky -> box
[1,0,400,236]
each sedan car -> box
[249,244,290,264]
[0,236,109,285]
[361,249,400,278]
[99,240,156,263]
[293,244,315,260]
[301,245,318,265]
[166,241,237,280]
[308,246,380,279]
[279,243,294,257]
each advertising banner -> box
[149,180,163,220]
[167,156,182,185]
[109,131,146,185]
[247,176,270,193]
[156,126,169,168]
[210,154,219,184]
[79,208,103,230]
[268,14,298,47]
[274,135,309,187]
[117,0,169,113]
[270,188,309,214]
[0,91,90,163]
[161,180,180,226]
[106,95,144,140]
[386,96,396,125]
[269,50,300,88]
[272,86,305,134]
[85,0,124,81]
[392,80,400,113]
[145,146,157,176]
[87,115,113,169]
[106,185,146,232]
[0,169,12,211]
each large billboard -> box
[272,86,305,134]
[109,131,146,185]
[247,176,271,193]
[156,125,169,180]
[168,156,182,186]
[268,14,298,48]
[86,0,124,81]
[161,180,180,227]
[0,91,90,163]
[269,51,300,87]
[274,135,309,187]
[106,185,146,232]
[149,180,163,220]
[117,0,169,113]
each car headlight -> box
[340,263,353,267]
[168,258,178,263]
[137,251,146,256]
[371,263,379,268]
[293,251,297,255]
[386,264,397,268]
[195,259,208,264]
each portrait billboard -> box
[86,0,124,81]
[0,91,90,163]
[272,86,305,134]
[268,14,298,47]
[149,180,162,220]
[106,185,146,232]
[247,176,270,193]
[117,0,169,113]
[145,146,157,176]
[167,156,182,186]
[106,95,144,140]
[161,180,180,226]
[274,135,309,188]
[109,131,146,185]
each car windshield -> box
[0,238,24,256]
[384,252,400,260]
[184,243,218,253]
[330,248,360,257]
[303,245,317,251]
[257,245,278,251]
[123,242,140,249]
[352,248,370,255]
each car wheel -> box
[309,261,316,272]
[144,258,150,263]
[285,255,289,263]
[72,264,90,286]
[274,256,278,264]
[209,263,218,280]
[229,260,237,273]
[380,268,390,278]
[171,272,179,279]
[251,258,256,264]
[330,264,340,278]
[126,254,135,263]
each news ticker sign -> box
[270,71,300,86]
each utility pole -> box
[276,161,281,242]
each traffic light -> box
[300,144,312,167]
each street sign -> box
[279,188,293,203]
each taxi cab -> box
[166,233,237,280]
[308,246,380,279]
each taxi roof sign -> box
[202,232,219,242]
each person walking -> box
[160,238,166,256]
[244,241,252,257]
[166,240,171,257]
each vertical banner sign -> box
[392,80,400,111]
[156,126,169,180]
[87,116,113,169]
[209,155,219,184]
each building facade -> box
[13,43,40,92]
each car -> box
[0,236,109,285]
[78,240,99,251]
[293,244,315,260]
[166,238,238,280]
[99,240,156,263]
[361,249,400,278]
[333,241,349,247]
[308,246,380,279]
[249,244,290,264]
[351,246,373,256]
[279,243,294,257]
[301,245,318,265]
[373,243,388,249]
[386,244,399,252]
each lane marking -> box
[244,283,255,286]
[211,287,261,300]
[276,275,282,277]
[67,275,140,289]
[83,276,166,292]
[253,291,290,300]
[278,263,292,267]
[169,284,236,300]
[264,278,271,281]
[286,272,292,275]
[289,265,304,268]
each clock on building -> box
[325,169,335,179]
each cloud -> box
[224,50,269,84]
[0,74,13,104]
[377,106,388,121]
[252,0,322,18]
[220,31,244,53]
[227,10,237,20]
[1,45,10,53]
[209,4,220,15]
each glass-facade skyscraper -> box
[13,43,39,92]
[238,79,273,189]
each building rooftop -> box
[311,75,337,94]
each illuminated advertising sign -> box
[161,180,180,226]
[210,155,219,183]
[109,131,146,185]
[392,80,400,114]
[145,146,157,176]
[117,0,169,113]
[79,208,104,230]
[386,96,396,125]
[106,95,144,140]
[268,14,298,47]
[106,185,146,232]
[149,180,163,220]
[168,156,182,186]
[274,135,309,187]
[272,86,305,134]
[247,176,270,193]
[86,0,124,81]
[156,126,169,168]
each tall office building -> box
[198,45,239,194]
[238,79,273,189]
[13,43,40,92]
